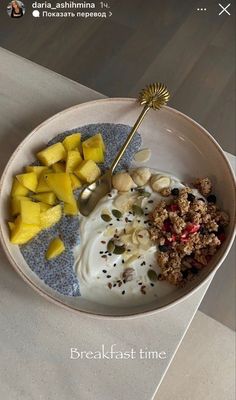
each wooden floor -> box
[0,0,235,152]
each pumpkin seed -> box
[132,204,144,216]
[101,214,112,222]
[107,240,115,253]
[112,209,123,219]
[147,269,158,282]
[113,245,126,254]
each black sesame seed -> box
[187,193,195,202]
[99,251,104,254]
[122,290,125,295]
[109,223,113,226]
[207,194,217,204]
[113,263,116,267]
[159,244,169,252]
[148,200,154,204]
[113,284,117,287]
[102,270,107,273]
[138,282,142,285]
[145,207,148,210]
[107,275,111,278]
[108,193,112,197]
[171,188,179,196]
[123,279,126,284]
[116,219,120,222]
[122,260,125,264]
[150,283,155,287]
[108,253,112,256]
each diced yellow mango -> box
[66,150,83,173]
[52,162,65,173]
[64,198,79,216]
[74,160,101,183]
[37,142,66,166]
[40,205,62,230]
[20,200,40,225]
[11,178,29,197]
[31,192,57,205]
[82,134,105,163]
[35,174,50,193]
[70,174,82,190]
[10,196,31,216]
[16,172,38,192]
[10,216,41,245]
[63,133,81,151]
[46,237,65,260]
[8,221,15,232]
[38,202,52,212]
[25,166,47,177]
[45,173,74,204]
[85,133,105,150]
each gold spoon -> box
[78,83,170,216]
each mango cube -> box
[46,173,74,204]
[10,196,31,216]
[82,133,105,163]
[70,174,82,190]
[64,198,79,216]
[11,178,29,197]
[10,216,41,245]
[16,172,38,192]
[37,142,66,166]
[35,174,50,193]
[66,150,83,173]
[46,237,65,260]
[25,166,47,177]
[63,133,81,151]
[31,192,56,205]
[52,162,65,173]
[74,160,101,183]
[20,200,40,225]
[38,202,52,212]
[40,205,62,230]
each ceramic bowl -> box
[0,98,235,317]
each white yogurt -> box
[74,173,194,307]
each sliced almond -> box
[134,149,151,163]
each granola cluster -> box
[149,178,229,286]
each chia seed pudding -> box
[19,123,142,297]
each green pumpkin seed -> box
[136,188,151,198]
[101,214,112,222]
[132,204,144,216]
[142,191,151,198]
[107,240,115,253]
[112,209,122,219]
[147,269,158,282]
[113,245,126,254]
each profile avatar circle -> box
[7,1,25,18]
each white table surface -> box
[0,48,234,400]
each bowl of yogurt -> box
[0,98,235,317]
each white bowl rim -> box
[0,97,235,319]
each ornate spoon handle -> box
[110,83,170,173]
